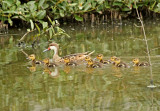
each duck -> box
[97,54,111,64]
[86,59,101,68]
[132,58,150,66]
[28,54,42,64]
[64,57,77,66]
[43,58,57,67]
[114,58,127,68]
[43,42,94,63]
[110,56,118,65]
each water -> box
[0,20,160,111]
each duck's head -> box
[87,59,94,65]
[114,58,121,64]
[85,56,91,61]
[110,56,117,62]
[132,58,139,64]
[97,54,103,60]
[28,54,36,61]
[43,42,59,52]
[64,57,70,63]
[43,58,50,64]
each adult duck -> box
[132,58,150,66]
[43,42,94,63]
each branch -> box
[19,29,36,42]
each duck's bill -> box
[43,49,49,52]
[26,57,30,60]
[43,47,51,52]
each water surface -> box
[0,20,160,111]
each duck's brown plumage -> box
[44,42,94,63]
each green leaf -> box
[37,10,46,19]
[30,19,34,30]
[122,7,131,11]
[27,1,36,5]
[35,23,40,34]
[60,10,64,17]
[97,0,105,4]
[16,1,21,6]
[74,15,83,21]
[68,3,77,6]
[38,0,45,8]
[27,1,37,11]
[157,3,160,8]
[49,28,53,39]
[112,2,123,7]
[47,16,55,26]
[83,2,91,11]
[43,4,49,9]
[8,18,13,26]
[42,22,48,29]
[2,1,13,7]
[27,29,30,32]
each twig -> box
[19,29,36,42]
[134,2,153,86]
[134,23,142,28]
[20,49,29,57]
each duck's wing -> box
[62,50,95,61]
[63,50,94,57]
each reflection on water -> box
[1,21,160,110]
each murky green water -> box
[1,20,160,111]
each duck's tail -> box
[88,50,95,56]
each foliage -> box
[1,0,160,26]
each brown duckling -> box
[64,57,77,66]
[87,59,101,68]
[28,54,42,64]
[97,54,111,64]
[132,58,150,66]
[43,58,57,67]
[114,58,127,68]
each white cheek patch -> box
[50,46,57,55]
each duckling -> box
[43,58,57,67]
[97,54,111,64]
[87,59,101,68]
[28,54,42,64]
[114,58,127,68]
[64,57,77,66]
[85,56,92,61]
[132,58,150,66]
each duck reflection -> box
[43,67,59,78]
[64,66,71,74]
[27,64,36,72]
[112,66,122,78]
